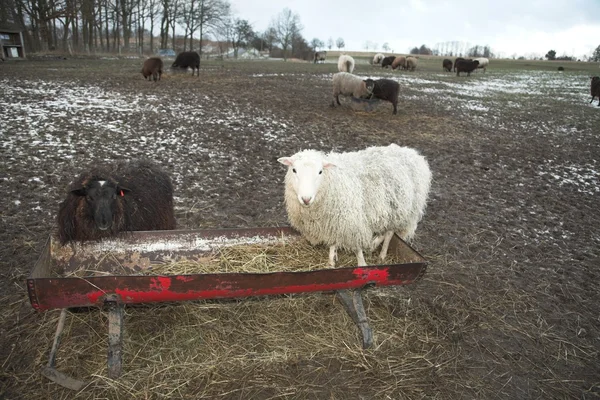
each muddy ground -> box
[0,57,599,399]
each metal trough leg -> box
[336,289,373,349]
[106,298,124,378]
[41,309,86,391]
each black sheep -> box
[381,56,396,69]
[443,59,452,72]
[365,78,400,115]
[455,59,480,77]
[172,51,200,76]
[141,57,163,81]
[453,57,466,72]
[589,76,600,106]
[57,160,176,244]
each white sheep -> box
[372,53,384,65]
[330,72,374,108]
[337,54,355,73]
[277,144,432,267]
[473,57,489,72]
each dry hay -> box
[57,239,423,278]
[6,250,598,399]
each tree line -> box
[0,0,337,60]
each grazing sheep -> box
[473,57,489,72]
[372,53,385,65]
[443,59,452,72]
[558,66,565,71]
[314,51,327,64]
[405,56,418,71]
[277,144,432,267]
[453,57,466,72]
[455,59,480,76]
[590,76,600,106]
[57,160,176,244]
[381,56,396,68]
[141,57,163,82]
[331,72,375,108]
[172,51,200,76]
[337,54,355,73]
[391,56,407,70]
[365,78,400,115]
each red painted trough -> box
[27,226,427,386]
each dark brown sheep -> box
[141,57,163,81]
[443,59,452,72]
[365,78,400,115]
[455,59,480,77]
[381,56,396,68]
[57,160,176,244]
[172,51,200,76]
[590,76,600,106]
[453,57,466,72]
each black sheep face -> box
[364,79,376,94]
[71,180,129,231]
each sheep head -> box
[71,179,130,231]
[278,153,335,207]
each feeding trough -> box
[27,226,427,387]
[350,96,381,112]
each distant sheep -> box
[57,160,176,244]
[172,51,200,76]
[337,55,355,73]
[381,56,396,68]
[455,59,480,76]
[590,76,600,106]
[473,57,489,72]
[277,144,432,267]
[453,57,466,72]
[405,56,418,71]
[372,53,385,65]
[314,51,327,64]
[443,59,452,72]
[141,57,163,82]
[557,66,565,71]
[391,56,407,70]
[331,72,375,108]
[365,78,400,115]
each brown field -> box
[0,55,599,399]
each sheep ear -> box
[322,160,335,169]
[70,186,87,196]
[278,157,294,166]
[116,185,131,196]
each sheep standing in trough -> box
[331,72,375,108]
[278,144,431,267]
[365,78,400,115]
[57,160,176,244]
[590,76,600,106]
[405,56,418,71]
[141,57,163,81]
[391,56,407,70]
[314,51,327,64]
[443,59,452,72]
[473,57,489,72]
[455,59,480,76]
[381,55,396,68]
[372,53,385,65]
[453,57,466,72]
[172,51,200,76]
[337,54,355,73]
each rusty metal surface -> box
[27,227,428,311]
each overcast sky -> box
[228,0,600,58]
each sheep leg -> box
[379,231,395,261]
[328,245,338,267]
[371,235,385,250]
[336,94,341,106]
[356,249,367,267]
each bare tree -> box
[382,42,390,52]
[269,7,301,61]
[229,18,252,58]
[196,0,230,57]
[336,37,344,50]
[327,36,333,50]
